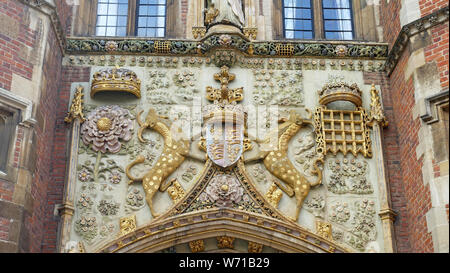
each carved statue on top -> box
[205,0,245,28]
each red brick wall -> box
[41,66,91,253]
[0,0,72,252]
[28,26,65,253]
[419,0,449,16]
[379,0,449,253]
[380,0,402,50]
[0,0,38,90]
[54,0,73,35]
[363,72,412,253]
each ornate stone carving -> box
[250,110,324,221]
[346,199,377,250]
[329,201,351,223]
[74,216,98,243]
[91,67,141,98]
[248,242,263,253]
[64,86,85,123]
[217,236,235,249]
[305,194,325,218]
[314,106,373,158]
[97,199,120,216]
[206,66,243,103]
[243,27,258,40]
[119,215,137,236]
[67,34,388,59]
[167,179,186,203]
[189,239,205,253]
[200,174,244,207]
[265,183,283,208]
[65,241,86,253]
[316,221,333,240]
[368,84,388,127]
[76,193,93,213]
[126,108,190,218]
[81,105,134,154]
[327,157,372,194]
[125,187,145,211]
[192,26,207,39]
[252,70,303,105]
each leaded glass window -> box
[136,0,166,37]
[95,0,129,37]
[322,0,354,40]
[283,0,314,39]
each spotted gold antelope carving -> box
[126,109,191,218]
[248,110,324,221]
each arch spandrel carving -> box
[62,38,393,253]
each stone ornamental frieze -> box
[60,16,395,253]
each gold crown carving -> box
[203,103,247,125]
[318,82,362,107]
[91,67,141,98]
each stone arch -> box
[96,208,349,253]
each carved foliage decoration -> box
[327,157,372,194]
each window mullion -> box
[128,0,137,36]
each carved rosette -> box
[199,174,244,207]
[81,105,134,154]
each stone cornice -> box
[384,6,449,75]
[65,35,389,59]
[18,0,67,54]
